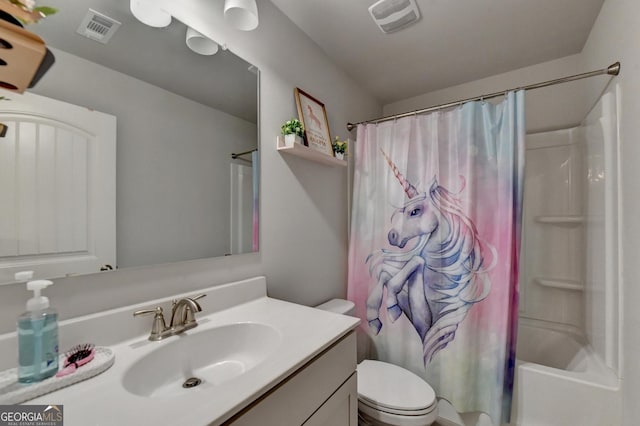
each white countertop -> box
[20,278,360,425]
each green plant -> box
[332,137,347,154]
[3,0,57,24]
[281,118,304,137]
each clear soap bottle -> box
[16,272,59,383]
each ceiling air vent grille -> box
[369,0,421,34]
[76,9,122,44]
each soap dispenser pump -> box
[16,271,59,383]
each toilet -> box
[315,299,438,426]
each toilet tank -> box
[315,299,355,316]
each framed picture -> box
[294,88,334,157]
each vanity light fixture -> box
[130,0,172,28]
[368,0,421,34]
[186,27,219,55]
[223,0,259,31]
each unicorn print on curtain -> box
[348,91,525,425]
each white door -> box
[0,91,116,282]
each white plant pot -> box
[284,134,302,147]
[335,152,345,160]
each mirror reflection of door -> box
[0,92,116,282]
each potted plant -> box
[0,0,57,25]
[332,137,347,160]
[0,0,57,93]
[281,118,305,147]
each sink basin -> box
[122,322,282,398]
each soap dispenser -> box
[15,271,59,383]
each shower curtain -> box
[347,91,525,424]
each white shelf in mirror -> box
[277,136,346,167]
[534,215,584,225]
[534,277,584,291]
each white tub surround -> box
[0,277,360,425]
[521,127,585,329]
[512,89,621,426]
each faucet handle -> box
[134,306,168,341]
[191,294,206,302]
[171,294,205,306]
[133,306,162,317]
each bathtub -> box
[509,321,621,426]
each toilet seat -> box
[357,360,437,416]
[359,397,437,416]
[358,401,438,426]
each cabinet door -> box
[225,332,356,426]
[303,373,357,426]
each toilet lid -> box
[357,360,436,413]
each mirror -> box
[0,0,259,284]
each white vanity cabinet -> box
[225,331,358,426]
[19,278,361,426]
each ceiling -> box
[26,0,605,115]
[27,0,258,122]
[270,0,605,104]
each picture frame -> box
[294,88,334,157]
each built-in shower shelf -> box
[534,277,584,291]
[277,136,347,167]
[535,215,584,225]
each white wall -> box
[0,1,381,333]
[580,1,640,424]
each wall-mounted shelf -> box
[534,215,584,225]
[534,277,584,291]
[276,136,346,167]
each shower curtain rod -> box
[346,61,621,131]
[231,148,258,159]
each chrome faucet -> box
[134,294,206,341]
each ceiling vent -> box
[76,9,122,44]
[368,0,421,34]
